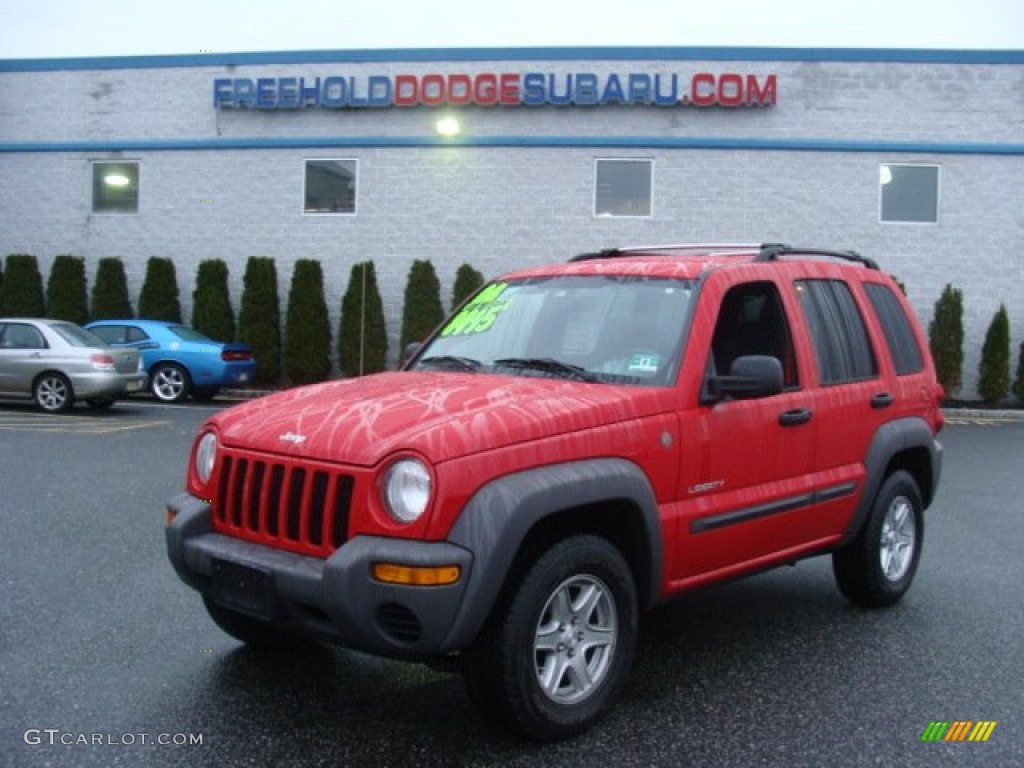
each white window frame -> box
[593,158,654,219]
[303,158,358,216]
[878,163,940,225]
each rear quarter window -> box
[863,282,924,375]
[795,279,878,385]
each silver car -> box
[0,318,147,412]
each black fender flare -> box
[841,417,943,546]
[441,457,662,650]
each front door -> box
[672,276,819,583]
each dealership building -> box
[1,46,1021,395]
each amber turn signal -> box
[371,562,461,586]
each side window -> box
[710,281,799,388]
[1,323,46,349]
[863,283,924,375]
[795,279,877,385]
[126,326,150,343]
[90,325,126,344]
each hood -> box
[210,371,664,466]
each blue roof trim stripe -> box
[2,136,1023,156]
[2,47,1023,71]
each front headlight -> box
[383,458,432,524]
[194,432,218,485]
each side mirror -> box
[706,355,784,402]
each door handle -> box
[779,408,812,427]
[871,393,894,409]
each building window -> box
[92,161,139,213]
[594,159,653,217]
[304,159,357,214]
[879,164,939,224]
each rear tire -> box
[462,535,637,741]
[202,596,311,651]
[34,372,74,413]
[833,470,923,607]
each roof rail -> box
[570,243,770,262]
[755,244,879,270]
[570,242,880,270]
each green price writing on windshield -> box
[441,283,510,337]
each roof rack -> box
[755,244,879,270]
[570,242,879,270]
[570,243,768,262]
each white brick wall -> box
[1,50,1022,396]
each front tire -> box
[34,372,73,413]
[462,535,638,741]
[151,363,191,403]
[833,470,923,606]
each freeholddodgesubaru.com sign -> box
[213,71,777,109]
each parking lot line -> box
[0,413,169,433]
[943,416,1019,426]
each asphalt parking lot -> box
[1,399,1022,767]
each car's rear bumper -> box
[69,371,147,399]
[194,361,256,389]
[221,361,255,386]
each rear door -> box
[789,270,892,532]
[0,322,49,394]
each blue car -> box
[86,320,256,402]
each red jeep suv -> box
[166,243,944,740]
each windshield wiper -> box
[493,357,600,383]
[416,355,482,372]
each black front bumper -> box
[165,493,474,658]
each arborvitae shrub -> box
[1007,342,1024,403]
[0,254,45,317]
[928,284,964,398]
[137,257,182,322]
[400,259,445,352]
[977,304,1010,404]
[284,259,331,385]
[451,263,485,311]
[338,261,388,376]
[192,259,235,341]
[1013,341,1024,402]
[91,258,133,319]
[238,257,281,386]
[45,254,89,324]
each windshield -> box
[411,274,694,386]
